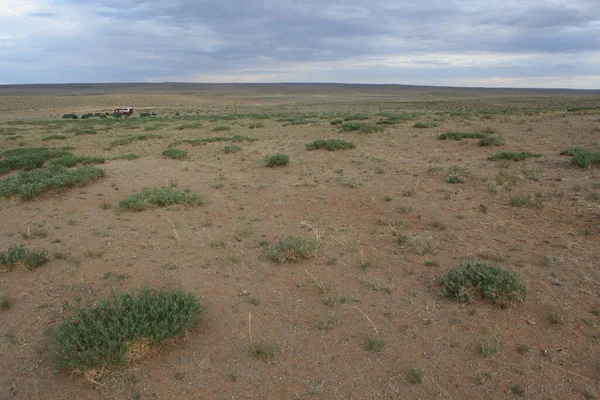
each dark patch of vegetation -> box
[478,136,505,147]
[560,147,600,168]
[176,123,203,130]
[340,122,384,133]
[113,153,140,160]
[212,125,231,132]
[344,114,369,121]
[269,235,320,262]
[223,145,242,154]
[42,135,67,141]
[265,153,289,167]
[51,287,202,371]
[0,166,104,200]
[442,261,527,305]
[46,155,105,168]
[305,139,356,151]
[0,243,49,271]
[0,147,70,175]
[162,149,188,160]
[110,134,161,147]
[118,187,204,211]
[248,123,264,129]
[437,132,487,140]
[169,135,258,147]
[330,119,343,125]
[406,368,424,384]
[413,122,438,128]
[488,151,541,161]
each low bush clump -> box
[305,139,356,151]
[42,135,67,141]
[442,261,527,305]
[330,119,343,125]
[560,147,600,168]
[478,136,505,146]
[110,134,161,147]
[437,132,487,140]
[113,153,140,160]
[46,155,105,168]
[0,166,104,200]
[223,145,242,153]
[413,122,437,128]
[248,122,264,129]
[269,235,320,263]
[52,287,202,371]
[340,122,383,133]
[344,114,369,121]
[0,147,70,174]
[212,125,231,132]
[118,187,204,211]
[162,149,188,160]
[265,153,289,167]
[0,243,49,271]
[488,151,541,161]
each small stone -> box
[238,290,250,296]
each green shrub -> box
[46,155,105,168]
[340,122,383,133]
[413,122,437,128]
[488,151,541,161]
[110,134,161,147]
[249,122,264,129]
[478,136,505,146]
[305,139,356,151]
[118,187,204,211]
[113,153,140,160]
[212,125,231,132]
[0,243,49,271]
[269,235,320,263]
[330,119,343,125]
[437,132,487,140]
[265,154,289,167]
[0,166,104,200]
[223,145,242,153]
[560,148,600,168]
[176,123,203,130]
[62,114,78,119]
[162,149,188,160]
[52,287,202,371]
[344,114,369,121]
[0,147,70,174]
[442,261,527,305]
[278,117,313,126]
[42,135,67,141]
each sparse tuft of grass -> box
[476,334,501,357]
[366,338,385,352]
[437,132,487,140]
[248,122,264,129]
[305,138,356,151]
[265,153,289,167]
[479,136,505,147]
[223,145,241,154]
[42,135,67,141]
[517,344,530,354]
[46,155,105,168]
[51,287,202,371]
[344,114,369,121]
[488,151,541,161]
[396,232,437,255]
[442,261,527,305]
[357,260,377,270]
[340,122,383,133]
[0,243,49,271]
[212,125,231,132]
[413,122,437,128]
[511,384,525,397]
[118,187,204,211]
[110,134,161,147]
[315,313,343,330]
[406,368,424,384]
[446,172,464,184]
[510,193,545,208]
[330,119,343,125]
[113,153,140,160]
[0,166,104,200]
[547,308,567,325]
[249,341,278,361]
[162,149,188,160]
[175,122,203,130]
[0,295,11,311]
[269,235,320,263]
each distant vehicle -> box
[114,107,134,115]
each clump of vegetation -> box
[223,145,241,153]
[176,122,203,130]
[169,135,258,147]
[488,151,541,161]
[51,287,202,371]
[377,113,417,125]
[315,313,344,330]
[265,153,289,167]
[442,261,527,305]
[248,122,264,129]
[269,235,320,263]
[0,166,104,200]
[162,149,188,160]
[250,341,279,361]
[212,125,231,132]
[0,243,49,271]
[330,119,343,125]
[560,147,600,168]
[118,187,204,211]
[406,368,424,384]
[305,139,356,151]
[478,136,505,146]
[340,122,383,133]
[344,114,369,121]
[110,134,161,147]
[510,193,546,208]
[0,295,10,311]
[278,117,313,126]
[113,153,140,160]
[413,122,437,128]
[46,155,105,168]
[396,232,437,255]
[42,135,67,141]
[446,172,464,184]
[437,132,487,140]
[0,147,70,174]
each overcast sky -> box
[1,0,599,88]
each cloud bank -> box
[1,0,599,88]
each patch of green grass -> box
[340,122,383,133]
[118,187,204,211]
[265,153,289,167]
[113,153,140,160]
[305,139,356,151]
[357,260,377,270]
[476,334,501,357]
[0,166,104,200]
[176,122,203,130]
[517,344,530,354]
[511,384,525,397]
[110,134,161,147]
[330,119,343,125]
[71,128,97,136]
[42,135,67,141]
[248,122,264,129]
[315,313,343,330]
[424,261,439,267]
[169,135,258,147]
[446,172,464,184]
[46,155,105,168]
[250,341,278,361]
[442,261,527,305]
[437,132,487,140]
[478,136,505,146]
[413,122,437,128]
[162,149,188,160]
[212,125,231,132]
[560,148,600,168]
[100,271,128,281]
[344,114,369,121]
[488,151,541,161]
[0,295,10,311]
[406,368,423,384]
[278,117,313,126]
[0,243,49,271]
[269,235,320,263]
[366,338,385,352]
[510,193,545,208]
[223,145,241,154]
[0,147,70,174]
[51,287,202,371]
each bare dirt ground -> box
[0,84,599,399]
